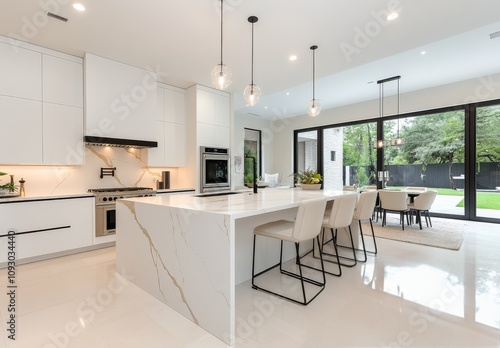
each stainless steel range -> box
[89,187,156,237]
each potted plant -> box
[0,172,16,195]
[292,169,322,190]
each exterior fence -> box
[345,162,500,190]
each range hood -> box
[84,136,158,149]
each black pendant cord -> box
[310,45,318,104]
[251,20,254,88]
[247,16,258,94]
[220,0,224,68]
[397,78,400,138]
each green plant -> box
[0,172,15,192]
[293,169,322,184]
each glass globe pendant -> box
[243,16,260,106]
[244,83,261,106]
[306,45,321,117]
[211,0,231,90]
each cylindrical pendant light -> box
[307,45,321,117]
[243,16,261,106]
[211,0,232,90]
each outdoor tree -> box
[399,111,465,189]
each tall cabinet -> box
[181,85,231,191]
[148,83,186,167]
[0,38,84,165]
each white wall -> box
[272,72,500,185]
[232,113,279,188]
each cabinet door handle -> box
[0,225,71,238]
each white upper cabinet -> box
[187,85,231,148]
[0,42,42,101]
[164,87,186,124]
[0,39,84,165]
[148,83,186,167]
[84,53,156,141]
[43,54,83,108]
[0,96,43,164]
[42,103,84,165]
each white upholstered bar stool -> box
[352,190,379,259]
[319,194,358,274]
[251,197,328,305]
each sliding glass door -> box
[475,104,500,220]
[383,109,466,217]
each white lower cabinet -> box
[0,197,94,264]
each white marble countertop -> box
[123,188,351,219]
[0,192,94,203]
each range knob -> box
[120,196,123,199]
[113,197,118,201]
[103,197,108,202]
[108,197,113,201]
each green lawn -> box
[456,192,500,210]
[387,186,500,210]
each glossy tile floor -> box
[0,218,499,347]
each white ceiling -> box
[2,0,500,119]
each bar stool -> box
[318,194,358,274]
[251,197,328,305]
[352,190,379,258]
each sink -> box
[194,191,244,198]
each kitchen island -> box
[116,188,352,345]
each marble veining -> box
[120,200,200,325]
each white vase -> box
[300,184,322,190]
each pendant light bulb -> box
[211,0,231,90]
[243,16,260,106]
[307,45,320,117]
[244,84,261,106]
[211,64,232,90]
[307,99,321,117]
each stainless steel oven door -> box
[201,153,230,191]
[95,204,116,237]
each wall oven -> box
[89,187,156,237]
[200,146,231,193]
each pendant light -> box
[211,0,231,90]
[243,16,261,106]
[390,76,404,146]
[307,45,321,117]
[373,75,402,148]
[374,80,386,149]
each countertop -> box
[0,187,196,204]
[123,188,350,219]
[0,192,95,204]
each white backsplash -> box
[1,145,179,197]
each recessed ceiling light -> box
[387,12,399,21]
[264,106,268,109]
[73,3,85,11]
[421,50,426,55]
[289,55,297,61]
[286,92,290,96]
